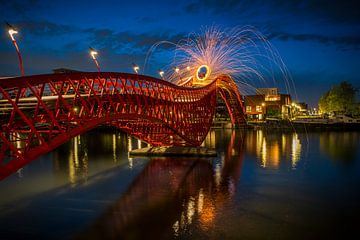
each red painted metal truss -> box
[0,72,245,178]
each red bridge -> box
[0,72,245,179]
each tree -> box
[319,92,330,113]
[318,81,358,114]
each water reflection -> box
[76,130,245,239]
[52,133,144,187]
[245,130,303,170]
[291,133,302,169]
[67,136,88,185]
[1,129,360,239]
[320,131,360,164]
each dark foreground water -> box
[1,129,360,239]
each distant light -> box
[8,29,18,41]
[261,103,265,107]
[186,66,191,71]
[159,69,164,78]
[89,47,98,59]
[133,63,139,74]
[175,67,180,73]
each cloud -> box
[183,0,360,25]
[0,19,187,75]
[4,19,185,53]
[136,17,158,24]
[0,0,40,18]
[15,20,78,36]
[268,32,360,50]
[182,0,360,50]
[85,28,185,51]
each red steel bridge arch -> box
[0,72,245,179]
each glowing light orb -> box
[196,65,211,81]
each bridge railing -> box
[0,72,225,179]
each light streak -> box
[148,26,295,97]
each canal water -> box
[0,129,360,239]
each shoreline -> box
[247,121,360,131]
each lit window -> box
[246,106,252,112]
[265,95,280,101]
[256,105,262,112]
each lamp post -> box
[132,63,139,74]
[7,23,24,76]
[89,47,100,72]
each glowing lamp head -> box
[159,70,164,78]
[89,48,98,60]
[8,29,18,41]
[175,67,180,73]
[186,66,190,71]
[133,64,139,74]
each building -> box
[244,88,292,120]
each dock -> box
[129,146,217,157]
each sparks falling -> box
[150,26,295,96]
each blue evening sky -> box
[0,0,359,106]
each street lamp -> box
[132,63,139,74]
[174,67,181,82]
[159,69,164,79]
[89,47,100,72]
[6,23,24,76]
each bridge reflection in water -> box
[1,129,360,239]
[75,130,244,239]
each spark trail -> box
[146,26,296,97]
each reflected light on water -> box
[172,221,180,236]
[214,163,222,188]
[282,134,286,153]
[187,197,195,224]
[249,130,302,170]
[127,136,132,152]
[256,130,263,157]
[50,130,248,240]
[74,136,79,167]
[291,133,302,169]
[68,138,76,184]
[199,196,215,231]
[112,134,117,162]
[319,132,360,163]
[3,130,360,240]
[127,136,133,169]
[68,136,89,185]
[270,141,280,168]
[261,139,267,168]
[198,188,204,213]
